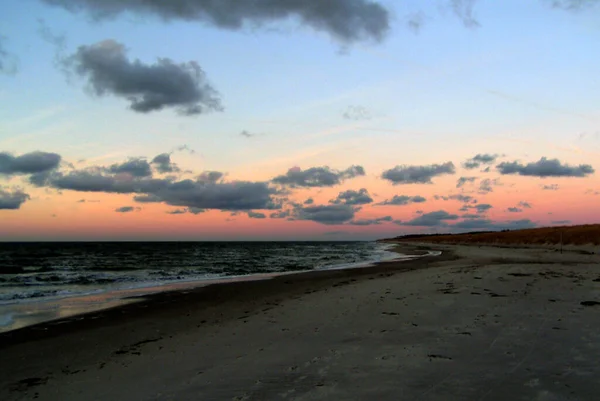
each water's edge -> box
[0,244,438,333]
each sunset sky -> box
[1,0,599,241]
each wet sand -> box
[2,244,600,401]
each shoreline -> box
[0,242,406,334]
[0,243,448,347]
[4,243,600,400]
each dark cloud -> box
[151,153,179,173]
[197,171,224,184]
[272,165,365,188]
[115,206,138,213]
[144,180,278,210]
[463,154,498,170]
[397,210,459,227]
[456,176,477,188]
[461,213,480,219]
[166,208,187,214]
[269,210,291,219]
[542,184,559,190]
[342,105,371,120]
[63,39,223,115]
[507,207,522,213]
[33,168,278,211]
[108,158,152,177]
[331,188,373,205]
[551,220,571,225]
[247,211,266,219]
[478,178,501,194]
[382,162,455,185]
[0,151,61,175]
[0,188,30,210]
[376,195,426,206]
[497,157,594,177]
[304,198,314,205]
[188,207,206,214]
[349,216,392,226]
[434,194,476,203]
[133,194,163,203]
[41,0,390,44]
[293,204,356,225]
[452,218,536,231]
[518,201,532,208]
[473,203,492,213]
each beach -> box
[2,244,600,400]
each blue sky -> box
[1,0,599,240]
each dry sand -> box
[1,244,600,401]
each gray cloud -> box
[518,201,532,208]
[197,171,224,184]
[382,162,455,185]
[551,220,571,225]
[376,195,426,206]
[115,206,139,213]
[304,198,314,205]
[33,168,279,211]
[478,178,501,194]
[463,154,498,170]
[434,194,476,203]
[151,153,179,173]
[166,208,187,214]
[0,151,61,175]
[507,207,522,213]
[473,203,492,213]
[63,39,223,115]
[397,210,459,227]
[331,188,373,205]
[269,210,291,219]
[189,207,206,214]
[542,184,559,190]
[41,0,390,44]
[108,158,152,177]
[452,218,536,231]
[240,130,254,138]
[0,188,30,210]
[293,204,356,225]
[272,165,365,188]
[456,176,477,188]
[342,105,371,120]
[461,213,480,219]
[349,216,392,226]
[497,157,594,177]
[247,211,266,219]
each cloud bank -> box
[497,157,594,177]
[272,165,365,188]
[0,151,61,175]
[382,162,455,185]
[41,0,390,44]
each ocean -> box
[0,241,404,332]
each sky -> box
[0,0,599,241]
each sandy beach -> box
[2,244,600,401]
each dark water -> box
[0,242,398,304]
